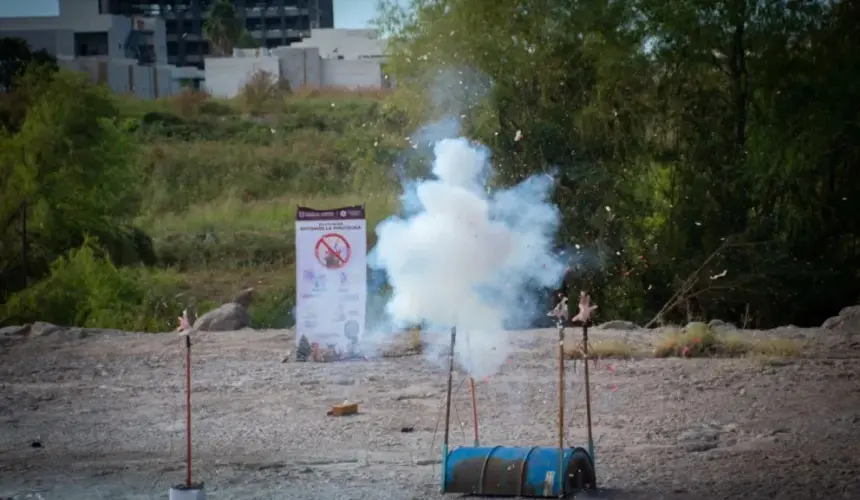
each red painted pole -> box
[185,334,192,487]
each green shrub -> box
[248,286,296,329]
[134,112,275,144]
[0,242,183,332]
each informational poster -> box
[295,205,367,354]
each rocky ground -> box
[1,318,859,500]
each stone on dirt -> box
[596,320,640,330]
[0,325,30,338]
[821,305,860,332]
[192,288,255,332]
[31,322,63,337]
[683,321,710,332]
[708,319,737,331]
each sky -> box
[0,0,405,28]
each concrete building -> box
[0,0,189,98]
[0,0,167,63]
[100,0,335,69]
[290,28,386,61]
[204,29,390,98]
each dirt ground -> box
[1,324,859,500]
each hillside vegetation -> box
[0,61,409,331]
[2,0,860,332]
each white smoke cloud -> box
[370,136,566,377]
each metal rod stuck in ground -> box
[557,318,565,497]
[185,334,192,487]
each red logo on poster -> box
[315,233,351,270]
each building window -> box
[75,32,109,57]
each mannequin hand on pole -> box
[571,291,597,324]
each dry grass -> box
[168,89,235,118]
[239,69,285,116]
[409,327,423,353]
[654,323,805,358]
[379,328,425,358]
[565,338,640,360]
[117,90,236,118]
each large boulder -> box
[232,288,254,308]
[192,288,254,332]
[821,305,860,332]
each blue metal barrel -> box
[443,446,595,497]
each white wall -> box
[272,46,321,90]
[204,56,282,98]
[203,50,386,97]
[291,28,387,60]
[63,56,181,99]
[320,59,383,89]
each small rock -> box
[63,328,90,340]
[31,322,62,337]
[708,319,737,330]
[683,441,718,452]
[0,325,30,337]
[679,427,720,442]
[596,320,640,330]
[738,387,747,396]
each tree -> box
[0,68,142,298]
[0,38,58,132]
[0,37,57,92]
[376,0,656,316]
[203,0,243,56]
[376,0,860,327]
[236,30,259,49]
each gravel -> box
[1,325,859,500]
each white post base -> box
[169,483,205,500]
